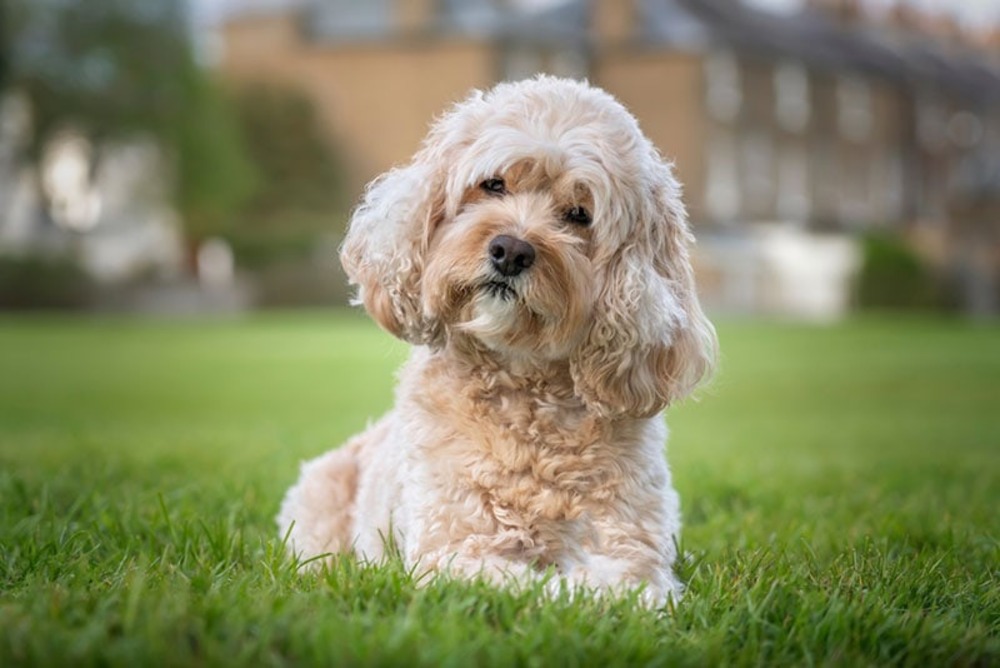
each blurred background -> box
[1,0,998,319]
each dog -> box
[278,76,717,605]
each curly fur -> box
[278,77,717,605]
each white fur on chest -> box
[374,349,673,572]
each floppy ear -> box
[339,153,447,345]
[569,160,717,419]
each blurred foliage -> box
[6,0,187,146]
[855,234,942,310]
[253,259,350,308]
[233,85,347,219]
[3,0,256,242]
[174,72,259,244]
[0,3,7,91]
[0,255,92,309]
[225,85,348,270]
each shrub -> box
[855,234,941,311]
[0,255,93,310]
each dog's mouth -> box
[481,280,517,301]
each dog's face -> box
[422,158,597,361]
[342,77,716,418]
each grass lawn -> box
[1,311,997,666]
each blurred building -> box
[214,0,1000,318]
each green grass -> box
[1,311,997,666]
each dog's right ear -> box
[340,157,446,345]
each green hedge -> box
[855,234,941,311]
[0,255,93,310]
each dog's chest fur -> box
[403,348,645,536]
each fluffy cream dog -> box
[278,76,717,604]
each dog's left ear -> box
[570,159,718,419]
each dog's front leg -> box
[559,520,683,606]
[409,529,544,587]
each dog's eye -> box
[480,178,506,195]
[564,206,592,226]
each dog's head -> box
[342,77,716,418]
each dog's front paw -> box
[417,549,537,588]
[559,556,682,608]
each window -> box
[947,111,984,149]
[705,129,741,223]
[313,0,392,39]
[917,96,945,151]
[550,49,588,80]
[705,51,741,123]
[741,131,774,219]
[503,47,543,81]
[837,76,873,143]
[871,150,904,223]
[776,144,809,222]
[837,145,872,225]
[774,62,810,133]
[502,47,587,82]
[442,0,498,32]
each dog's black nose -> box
[489,235,535,277]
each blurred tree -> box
[226,85,348,269]
[0,2,7,91]
[175,70,259,245]
[2,0,256,245]
[235,86,346,219]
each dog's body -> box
[278,77,716,604]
